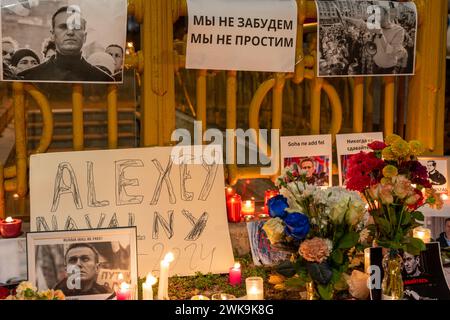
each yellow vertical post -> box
[107,85,118,149]
[72,84,84,151]
[196,69,207,134]
[406,0,447,154]
[310,78,323,135]
[272,73,285,130]
[12,83,27,198]
[365,77,374,131]
[383,76,395,137]
[353,77,364,133]
[140,0,176,146]
[226,71,237,184]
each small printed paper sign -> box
[186,0,297,72]
[418,157,449,194]
[336,132,383,186]
[280,135,332,187]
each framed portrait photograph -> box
[316,0,417,77]
[418,157,449,194]
[27,227,138,300]
[283,155,331,187]
[1,0,127,83]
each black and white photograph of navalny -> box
[1,0,127,83]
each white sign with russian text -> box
[186,0,298,72]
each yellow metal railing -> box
[0,0,447,218]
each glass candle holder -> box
[241,199,255,220]
[0,217,22,238]
[264,189,279,214]
[212,293,236,300]
[413,226,431,243]
[245,277,264,300]
[116,283,135,300]
[226,194,242,223]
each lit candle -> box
[158,252,174,300]
[413,227,431,243]
[212,293,236,300]
[225,187,235,200]
[0,217,22,238]
[226,194,242,223]
[241,200,255,219]
[441,194,449,201]
[264,190,279,215]
[229,262,241,286]
[116,282,132,300]
[364,248,371,274]
[246,277,264,300]
[191,295,210,300]
[142,273,157,300]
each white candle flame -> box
[164,252,175,263]
[118,273,124,281]
[145,273,157,286]
[120,282,130,290]
[233,262,241,269]
[5,217,13,223]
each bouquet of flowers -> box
[345,134,443,255]
[2,282,65,300]
[264,164,369,300]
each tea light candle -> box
[191,295,210,300]
[226,194,242,223]
[212,293,236,300]
[142,273,157,300]
[116,282,132,300]
[229,262,241,286]
[264,190,279,214]
[0,217,22,238]
[241,200,255,217]
[413,226,431,243]
[246,277,264,300]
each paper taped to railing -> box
[186,0,298,72]
[29,146,234,277]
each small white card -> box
[336,132,383,186]
[280,134,332,187]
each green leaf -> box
[338,232,359,249]
[411,211,424,222]
[331,249,344,265]
[317,284,334,300]
[373,216,392,235]
[275,261,297,278]
[285,277,306,289]
[306,263,333,285]
[406,237,426,256]
[401,213,411,226]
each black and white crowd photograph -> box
[316,0,417,77]
[0,0,127,83]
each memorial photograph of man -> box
[1,0,127,83]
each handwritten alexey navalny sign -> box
[186,0,298,72]
[30,147,234,277]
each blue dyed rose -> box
[268,195,288,219]
[284,213,310,241]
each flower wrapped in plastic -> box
[3,282,65,300]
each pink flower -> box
[392,175,413,199]
[299,237,331,263]
[368,141,387,151]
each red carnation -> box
[368,141,387,151]
[0,287,10,300]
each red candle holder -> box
[225,187,236,200]
[0,217,22,238]
[229,263,242,286]
[226,194,242,223]
[264,190,279,215]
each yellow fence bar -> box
[384,77,395,137]
[196,69,207,134]
[107,85,119,149]
[72,84,84,151]
[352,77,364,133]
[24,84,53,154]
[11,83,27,198]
